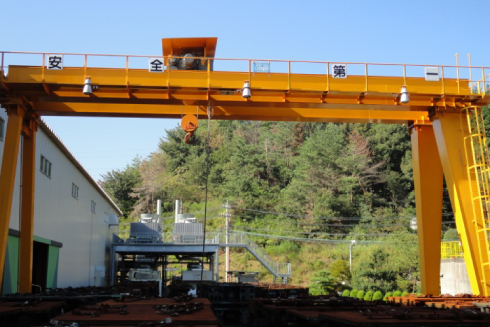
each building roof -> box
[37,118,123,217]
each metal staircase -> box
[462,106,490,293]
[221,233,291,283]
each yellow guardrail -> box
[1,51,489,96]
[441,241,464,259]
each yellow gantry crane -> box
[1,37,490,295]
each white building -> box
[0,110,121,294]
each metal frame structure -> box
[110,242,220,289]
[2,37,490,295]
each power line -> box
[229,205,415,221]
[75,148,155,154]
[233,227,417,237]
[232,230,415,244]
[234,216,415,228]
[231,206,457,223]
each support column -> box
[432,111,488,295]
[110,247,115,285]
[0,105,24,292]
[18,119,37,293]
[410,124,444,295]
[215,248,219,282]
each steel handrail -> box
[2,50,487,97]
[2,50,490,69]
[225,232,291,277]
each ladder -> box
[462,106,490,294]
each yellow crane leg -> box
[0,105,24,293]
[410,124,443,295]
[18,120,37,293]
[432,111,489,295]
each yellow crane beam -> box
[2,65,487,123]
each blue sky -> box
[3,0,490,180]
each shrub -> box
[393,290,402,297]
[443,229,459,241]
[383,292,393,301]
[342,289,351,297]
[356,290,365,300]
[373,291,383,301]
[266,241,300,256]
[401,291,408,297]
[363,291,373,301]
[349,289,358,297]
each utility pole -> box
[349,240,356,271]
[221,200,231,282]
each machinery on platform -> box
[163,37,217,71]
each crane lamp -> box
[400,85,409,104]
[242,81,251,99]
[83,77,93,95]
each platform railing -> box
[441,241,464,259]
[1,50,489,96]
[112,231,220,244]
[221,232,291,277]
[172,233,220,244]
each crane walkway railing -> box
[1,50,489,96]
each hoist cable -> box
[199,105,212,292]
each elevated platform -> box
[110,231,291,285]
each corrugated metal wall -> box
[173,223,203,235]
[1,110,120,291]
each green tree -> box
[365,124,413,210]
[329,260,351,286]
[352,247,398,293]
[384,232,420,293]
[309,270,336,295]
[101,158,141,217]
[277,124,350,218]
[338,131,385,198]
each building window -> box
[0,117,4,141]
[91,200,96,213]
[72,183,79,199]
[40,155,52,178]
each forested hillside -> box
[101,118,467,293]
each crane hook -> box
[181,114,198,144]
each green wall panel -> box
[2,236,19,295]
[46,245,59,289]
[2,235,60,294]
